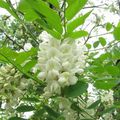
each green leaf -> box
[99,37,106,46]
[68,30,88,39]
[106,22,112,31]
[0,55,8,63]
[19,0,63,34]
[16,105,35,112]
[66,0,74,5]
[64,81,88,97]
[87,99,101,109]
[0,0,18,18]
[0,47,41,83]
[105,66,120,76]
[9,117,26,120]
[36,19,61,39]
[23,97,39,102]
[0,47,18,59]
[47,0,59,8]
[113,22,120,41]
[100,107,115,115]
[86,43,91,49]
[111,47,120,60]
[67,11,92,33]
[66,0,88,20]
[80,119,93,120]
[94,78,117,90]
[15,48,37,64]
[93,41,99,48]
[23,59,37,72]
[44,105,60,118]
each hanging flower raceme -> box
[0,64,32,112]
[59,97,77,120]
[36,31,86,97]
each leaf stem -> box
[63,0,66,34]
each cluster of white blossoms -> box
[100,90,114,106]
[59,97,77,120]
[36,31,86,97]
[0,64,31,112]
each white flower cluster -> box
[37,31,86,97]
[59,97,77,120]
[101,90,114,106]
[0,64,31,112]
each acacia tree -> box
[0,0,120,120]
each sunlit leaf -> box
[67,30,88,39]
[67,11,92,33]
[66,0,88,20]
[113,22,120,41]
[99,37,106,46]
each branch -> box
[83,4,107,9]
[84,25,97,44]
[89,32,112,38]
[88,41,120,52]
[0,28,24,49]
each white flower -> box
[0,64,33,113]
[24,43,32,51]
[36,31,86,96]
[59,97,77,120]
[69,76,78,85]
[38,72,46,80]
[47,69,59,80]
[44,81,61,96]
[101,90,114,106]
[58,77,68,86]
[46,58,61,71]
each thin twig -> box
[83,4,107,9]
[89,32,112,38]
[84,25,97,44]
[0,28,24,49]
[63,0,66,34]
[88,41,120,52]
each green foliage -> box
[67,30,88,39]
[66,0,88,20]
[64,81,88,97]
[0,0,120,119]
[0,0,18,18]
[18,0,63,38]
[86,43,92,49]
[113,22,120,41]
[16,105,35,112]
[99,37,106,46]
[87,99,101,109]
[44,105,60,118]
[0,47,40,83]
[106,22,113,31]
[9,117,26,120]
[94,78,117,90]
[47,0,59,8]
[67,11,92,33]
[93,41,99,48]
